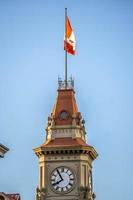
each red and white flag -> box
[64,16,76,55]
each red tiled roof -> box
[52,89,80,126]
[41,137,89,148]
[6,194,21,200]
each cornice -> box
[33,145,98,161]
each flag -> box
[64,16,76,55]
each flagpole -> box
[65,8,67,89]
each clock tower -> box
[34,79,98,200]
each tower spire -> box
[34,10,97,200]
[34,86,98,199]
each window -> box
[40,166,43,188]
[0,195,5,200]
[82,164,86,187]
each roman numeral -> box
[61,168,64,172]
[51,175,56,180]
[56,186,59,190]
[70,178,74,180]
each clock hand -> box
[57,169,63,181]
[52,179,63,186]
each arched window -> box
[0,195,5,200]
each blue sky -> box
[0,0,133,200]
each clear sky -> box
[0,0,133,200]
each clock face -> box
[51,167,75,193]
[59,111,69,120]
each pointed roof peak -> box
[47,77,81,126]
[44,78,86,142]
[52,85,80,126]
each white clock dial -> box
[59,111,69,120]
[51,167,74,193]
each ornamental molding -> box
[46,126,86,141]
[33,146,98,161]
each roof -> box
[52,88,81,126]
[34,138,98,160]
[6,194,21,200]
[41,137,89,148]
[0,193,21,200]
[0,144,9,158]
